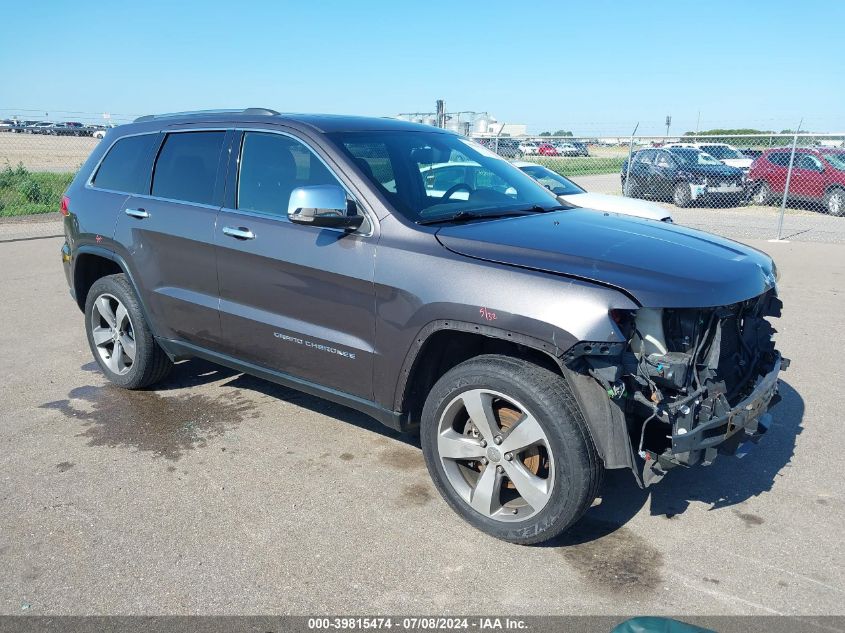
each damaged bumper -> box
[670,353,783,457]
[643,354,787,486]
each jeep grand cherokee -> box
[59,108,786,544]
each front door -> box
[215,130,377,400]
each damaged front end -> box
[571,290,787,487]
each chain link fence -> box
[470,133,845,220]
[2,121,844,222]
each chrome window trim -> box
[86,126,377,237]
[225,127,377,238]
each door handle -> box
[222,226,256,240]
[125,208,149,219]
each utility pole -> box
[695,111,701,135]
[665,115,672,139]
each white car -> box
[665,142,753,171]
[518,141,539,156]
[513,161,673,222]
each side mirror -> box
[288,185,364,231]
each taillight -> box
[60,195,70,216]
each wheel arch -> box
[72,246,161,341]
[395,321,562,429]
[395,320,639,480]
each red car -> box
[537,143,559,156]
[749,147,845,216]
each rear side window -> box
[768,152,792,167]
[152,131,225,205]
[92,134,159,193]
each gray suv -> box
[60,109,786,544]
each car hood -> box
[435,209,776,308]
[560,191,671,222]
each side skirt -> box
[156,337,405,432]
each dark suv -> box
[622,147,746,207]
[60,109,786,544]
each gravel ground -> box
[0,233,843,616]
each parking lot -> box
[1,211,843,616]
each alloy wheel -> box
[829,191,845,216]
[90,293,136,376]
[436,389,554,522]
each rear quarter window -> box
[91,134,159,193]
[151,131,225,205]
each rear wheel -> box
[84,274,172,389]
[824,188,845,217]
[673,181,692,207]
[421,355,602,545]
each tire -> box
[420,355,602,545]
[625,176,643,199]
[673,181,692,207]
[84,274,172,389]
[824,188,845,217]
[752,181,772,206]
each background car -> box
[514,161,673,222]
[537,143,558,156]
[553,142,580,156]
[666,142,753,171]
[518,141,538,155]
[621,147,746,207]
[0,119,16,132]
[27,121,55,134]
[50,122,87,136]
[749,147,845,215]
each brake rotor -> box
[462,399,544,489]
[496,402,542,488]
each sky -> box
[1,0,842,136]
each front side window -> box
[795,154,824,171]
[151,131,225,205]
[823,153,845,171]
[92,134,159,193]
[237,132,343,217]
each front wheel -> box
[421,355,602,545]
[825,188,845,217]
[752,181,772,206]
[84,274,173,389]
[673,181,693,207]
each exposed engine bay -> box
[574,289,786,486]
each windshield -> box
[329,131,560,222]
[519,164,585,196]
[700,145,744,160]
[668,148,724,166]
[823,153,845,171]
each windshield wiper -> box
[417,205,568,226]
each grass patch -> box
[526,156,625,177]
[0,163,74,217]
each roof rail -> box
[134,107,280,123]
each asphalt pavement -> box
[0,224,843,616]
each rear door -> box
[790,153,826,200]
[214,129,377,399]
[764,151,791,193]
[113,129,230,349]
